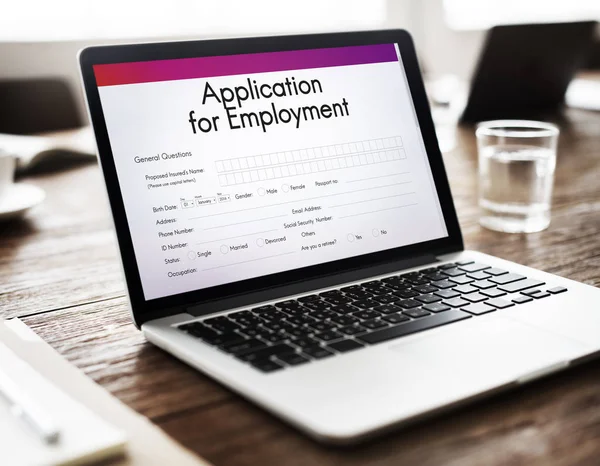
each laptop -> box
[79,30,600,444]
[461,21,597,123]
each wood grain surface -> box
[1,109,599,465]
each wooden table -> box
[2,109,600,465]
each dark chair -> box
[0,78,82,134]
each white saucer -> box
[0,183,46,221]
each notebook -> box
[0,339,127,465]
[0,318,209,466]
[0,126,96,173]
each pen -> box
[0,368,61,444]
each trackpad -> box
[389,315,586,386]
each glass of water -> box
[476,120,559,233]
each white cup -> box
[0,150,17,202]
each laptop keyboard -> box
[177,261,567,373]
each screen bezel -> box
[79,29,463,326]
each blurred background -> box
[1,0,599,133]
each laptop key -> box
[322,296,352,306]
[456,260,474,266]
[362,280,381,287]
[382,313,411,324]
[207,332,246,347]
[441,268,465,277]
[532,291,551,298]
[393,290,420,299]
[486,298,514,309]
[281,307,308,317]
[373,294,398,305]
[208,321,240,333]
[489,273,526,285]
[498,279,545,293]
[309,310,337,320]
[186,326,220,342]
[458,262,490,273]
[259,310,288,322]
[236,343,297,362]
[513,295,533,304]
[333,304,360,315]
[287,316,314,326]
[438,263,457,270]
[275,300,303,310]
[413,285,439,294]
[383,282,411,292]
[285,327,311,338]
[396,299,421,309]
[308,321,336,332]
[298,294,321,302]
[345,290,374,300]
[178,321,201,331]
[430,279,457,289]
[363,286,390,295]
[453,284,479,294]
[261,321,284,332]
[373,304,402,314]
[548,286,567,294]
[481,288,506,298]
[320,290,344,299]
[302,300,331,311]
[403,308,431,318]
[444,297,470,308]
[434,288,460,299]
[252,304,278,313]
[472,280,496,289]
[330,315,359,326]
[238,327,260,338]
[261,332,287,344]
[338,325,368,335]
[463,292,489,303]
[327,339,365,353]
[449,275,474,285]
[353,299,379,309]
[235,317,261,327]
[222,338,266,354]
[203,316,229,324]
[228,310,253,320]
[467,271,490,280]
[522,288,544,297]
[403,276,430,285]
[290,336,320,348]
[415,294,442,304]
[461,302,496,315]
[353,310,380,320]
[314,330,344,342]
[484,268,509,276]
[250,359,284,373]
[423,303,451,313]
[341,285,362,292]
[382,276,404,284]
[302,346,334,359]
[424,272,448,281]
[358,310,471,345]
[276,352,309,366]
[361,319,389,330]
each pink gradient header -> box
[94,44,398,87]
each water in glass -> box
[479,144,555,233]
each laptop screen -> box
[93,43,448,301]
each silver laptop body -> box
[78,30,600,444]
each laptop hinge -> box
[187,253,439,318]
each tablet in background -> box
[460,21,597,123]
